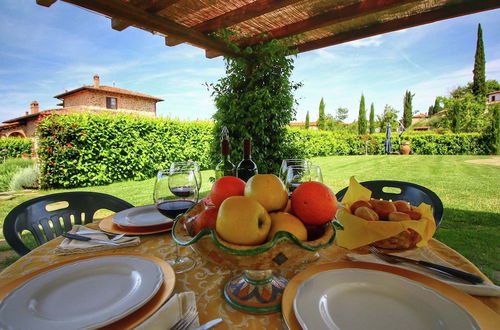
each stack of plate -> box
[0,255,175,330]
[99,205,173,235]
[282,262,492,330]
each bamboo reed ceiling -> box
[37,0,500,58]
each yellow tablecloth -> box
[0,221,498,329]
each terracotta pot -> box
[401,143,411,155]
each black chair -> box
[335,180,443,226]
[3,192,134,256]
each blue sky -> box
[1,1,499,124]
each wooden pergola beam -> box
[193,0,304,33]
[112,0,181,31]
[238,0,419,47]
[36,0,57,7]
[295,0,500,54]
[59,0,237,58]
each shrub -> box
[0,137,32,158]
[9,165,40,191]
[37,113,213,188]
[0,158,36,191]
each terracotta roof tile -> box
[54,85,163,101]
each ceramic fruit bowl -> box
[172,201,336,314]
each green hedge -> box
[37,114,213,188]
[0,137,32,158]
[36,114,490,188]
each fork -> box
[170,305,198,330]
[75,230,125,241]
[368,246,484,284]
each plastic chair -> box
[3,192,134,256]
[335,180,443,226]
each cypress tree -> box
[428,105,434,117]
[403,90,414,129]
[358,94,367,134]
[369,103,375,134]
[433,97,441,115]
[318,98,326,130]
[472,24,486,98]
[305,111,310,129]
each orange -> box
[291,181,337,225]
[210,176,246,208]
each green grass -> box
[1,155,499,283]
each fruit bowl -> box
[172,201,336,314]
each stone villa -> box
[0,75,163,138]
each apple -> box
[267,212,307,241]
[191,207,218,235]
[244,174,288,212]
[216,196,271,245]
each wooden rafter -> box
[295,0,500,54]
[194,0,304,33]
[238,0,420,48]
[60,0,237,57]
[112,0,181,31]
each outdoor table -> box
[0,220,498,329]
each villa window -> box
[106,97,117,109]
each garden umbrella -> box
[385,123,392,154]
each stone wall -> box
[63,90,157,114]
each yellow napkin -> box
[134,292,199,330]
[336,177,436,250]
[55,225,140,255]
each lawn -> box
[1,155,499,283]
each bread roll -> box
[354,206,379,221]
[372,200,397,220]
[388,211,411,222]
[350,200,372,214]
[393,200,411,213]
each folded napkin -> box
[347,247,500,297]
[336,176,436,250]
[135,291,199,330]
[55,225,140,255]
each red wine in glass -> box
[156,200,195,218]
[170,186,195,198]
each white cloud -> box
[347,35,383,48]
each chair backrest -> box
[335,180,443,227]
[3,191,134,256]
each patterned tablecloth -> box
[0,222,498,329]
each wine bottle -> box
[215,137,235,179]
[236,139,258,182]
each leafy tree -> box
[305,111,310,129]
[472,24,486,98]
[377,105,400,132]
[403,90,414,129]
[451,80,500,99]
[317,98,326,130]
[358,94,367,134]
[491,103,500,154]
[369,103,375,134]
[440,94,486,132]
[335,107,349,122]
[208,38,302,174]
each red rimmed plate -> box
[0,253,175,329]
[282,261,498,330]
[99,216,172,235]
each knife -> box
[62,233,120,246]
[194,318,223,330]
[378,252,484,284]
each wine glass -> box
[309,165,323,182]
[279,159,310,182]
[284,164,311,194]
[154,167,198,273]
[169,161,202,191]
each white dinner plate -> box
[112,204,170,227]
[293,269,480,330]
[0,255,164,330]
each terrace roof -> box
[37,0,500,58]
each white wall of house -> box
[488,91,500,103]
